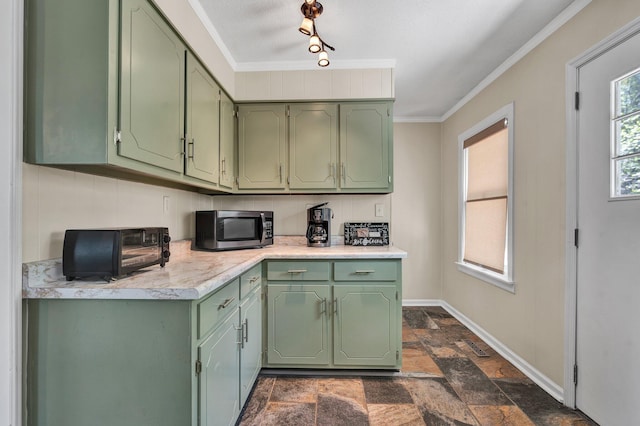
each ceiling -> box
[194,0,580,121]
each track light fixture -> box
[298,0,334,67]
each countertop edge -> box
[23,239,407,301]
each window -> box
[457,103,514,291]
[612,68,640,198]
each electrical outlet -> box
[375,203,384,217]
[163,196,170,214]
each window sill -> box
[455,262,515,293]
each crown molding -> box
[188,0,238,70]
[440,0,592,122]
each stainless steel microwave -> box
[195,210,273,251]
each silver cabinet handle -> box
[341,163,346,184]
[234,323,243,346]
[320,297,327,315]
[221,158,226,175]
[218,297,235,310]
[355,270,376,274]
[279,164,283,183]
[243,319,248,347]
[287,269,307,274]
[188,138,195,159]
[249,276,260,284]
[333,298,338,316]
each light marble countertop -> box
[23,236,407,300]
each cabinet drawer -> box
[240,263,262,299]
[267,261,330,281]
[197,278,239,339]
[334,261,398,282]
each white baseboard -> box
[402,299,565,403]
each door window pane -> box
[614,156,640,196]
[615,70,640,116]
[612,68,640,198]
[614,113,640,157]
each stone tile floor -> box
[238,306,596,425]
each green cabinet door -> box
[185,52,220,184]
[267,284,330,365]
[289,104,338,189]
[240,286,262,406]
[219,92,236,190]
[120,0,185,173]
[198,308,240,426]
[339,103,392,189]
[237,104,287,189]
[333,284,399,367]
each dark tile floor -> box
[238,306,596,425]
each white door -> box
[576,31,640,425]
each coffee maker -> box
[306,202,332,247]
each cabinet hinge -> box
[113,128,122,145]
[389,175,391,184]
[573,364,578,385]
[574,92,580,111]
[286,106,290,117]
[574,228,579,248]
[195,360,202,375]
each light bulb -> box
[309,35,321,53]
[299,17,313,35]
[318,50,329,67]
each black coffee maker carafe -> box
[306,202,332,247]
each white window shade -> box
[463,121,509,274]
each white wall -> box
[22,164,214,262]
[235,69,394,101]
[392,123,442,300]
[440,0,640,387]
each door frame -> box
[564,16,640,408]
[1,0,23,423]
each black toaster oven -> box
[62,227,171,281]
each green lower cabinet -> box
[264,259,402,370]
[25,300,193,426]
[267,284,331,366]
[333,285,398,366]
[198,308,241,426]
[26,269,265,426]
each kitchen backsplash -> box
[212,194,391,238]
[22,164,391,262]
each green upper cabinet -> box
[185,52,220,184]
[237,104,287,190]
[219,92,236,190]
[24,0,233,193]
[119,0,185,173]
[235,101,393,194]
[289,104,338,190]
[339,102,392,190]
